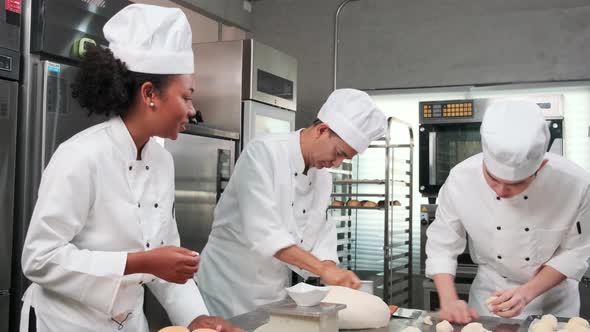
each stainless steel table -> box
[229,304,526,332]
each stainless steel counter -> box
[229,305,526,332]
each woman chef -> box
[20,4,241,332]
[426,100,590,323]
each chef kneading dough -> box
[322,285,390,329]
[436,320,453,332]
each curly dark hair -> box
[71,45,173,117]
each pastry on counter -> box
[361,200,378,208]
[346,199,361,207]
[331,199,344,207]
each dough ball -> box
[436,320,453,332]
[485,296,498,312]
[567,317,590,329]
[323,286,390,329]
[462,322,491,332]
[192,329,218,332]
[531,320,555,332]
[540,314,558,330]
[423,315,433,326]
[401,327,422,332]
[564,325,590,332]
[159,327,189,332]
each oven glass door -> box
[419,123,482,196]
[419,119,563,197]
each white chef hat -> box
[103,4,194,74]
[481,100,550,182]
[317,89,386,153]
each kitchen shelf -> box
[329,116,414,306]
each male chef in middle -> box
[197,89,387,318]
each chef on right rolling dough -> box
[426,100,590,323]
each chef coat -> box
[20,116,208,332]
[196,130,339,318]
[426,153,590,318]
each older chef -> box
[197,89,387,318]
[20,4,240,332]
[426,100,590,323]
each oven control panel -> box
[421,100,474,119]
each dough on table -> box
[423,315,433,326]
[436,320,453,332]
[322,285,390,329]
[563,325,590,332]
[540,314,558,330]
[462,322,491,332]
[192,329,218,332]
[567,317,590,330]
[401,327,422,332]
[159,327,189,332]
[531,320,555,332]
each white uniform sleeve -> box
[311,174,338,263]
[311,216,339,264]
[21,143,127,316]
[545,186,590,281]
[425,180,467,278]
[147,155,209,326]
[236,142,297,258]
[289,215,339,280]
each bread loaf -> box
[347,199,361,207]
[361,200,377,208]
[331,200,344,207]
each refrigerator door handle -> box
[216,149,231,202]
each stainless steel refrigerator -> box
[12,0,129,329]
[1,2,20,331]
[144,125,238,331]
[0,77,18,332]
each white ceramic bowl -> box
[285,283,330,307]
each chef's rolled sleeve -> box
[425,181,467,278]
[236,141,296,258]
[545,187,590,281]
